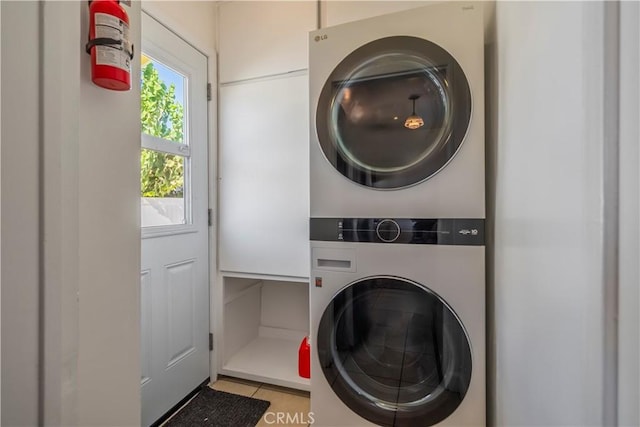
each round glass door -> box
[316,36,472,189]
[317,277,472,427]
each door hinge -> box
[208,208,212,227]
[207,83,212,101]
[209,333,214,351]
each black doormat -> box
[165,387,270,427]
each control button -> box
[376,219,401,243]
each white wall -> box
[76,1,142,425]
[492,2,606,425]
[41,2,81,425]
[142,1,216,55]
[618,2,640,425]
[1,2,40,425]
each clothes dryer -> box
[309,3,484,218]
[309,218,485,426]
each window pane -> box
[141,54,187,144]
[141,149,186,227]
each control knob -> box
[376,219,401,243]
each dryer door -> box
[317,276,472,427]
[316,36,472,189]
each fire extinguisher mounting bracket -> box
[85,37,134,60]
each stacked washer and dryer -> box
[308,3,485,426]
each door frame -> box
[140,5,218,382]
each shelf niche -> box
[221,276,310,391]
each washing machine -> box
[309,218,485,426]
[309,2,484,218]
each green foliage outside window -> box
[141,62,185,198]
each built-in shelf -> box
[221,270,309,284]
[221,276,310,391]
[222,330,310,391]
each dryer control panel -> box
[310,218,485,246]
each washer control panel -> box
[310,218,485,246]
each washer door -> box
[317,277,472,427]
[316,36,472,189]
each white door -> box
[140,12,209,426]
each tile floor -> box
[211,376,311,427]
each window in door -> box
[140,54,191,227]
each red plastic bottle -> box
[298,336,310,379]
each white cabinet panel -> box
[323,1,431,27]
[218,1,316,83]
[219,74,309,278]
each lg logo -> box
[314,34,328,42]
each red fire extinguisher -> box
[85,0,133,91]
